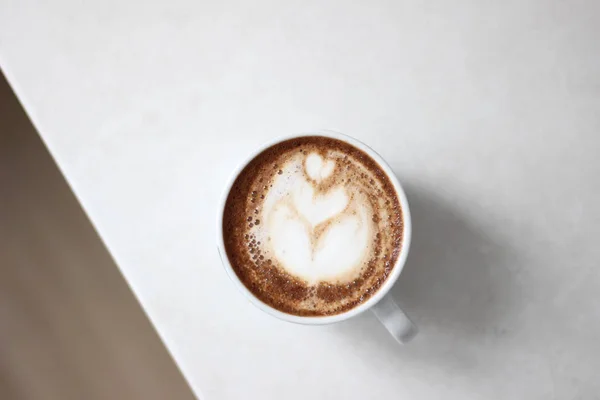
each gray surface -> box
[1,0,599,398]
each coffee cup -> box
[217,130,417,343]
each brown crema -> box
[222,136,403,316]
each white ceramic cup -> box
[217,130,417,343]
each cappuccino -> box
[222,137,403,316]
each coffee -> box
[222,136,403,316]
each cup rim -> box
[216,130,412,325]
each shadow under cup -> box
[216,131,415,341]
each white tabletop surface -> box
[2,1,600,398]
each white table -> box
[2,1,599,398]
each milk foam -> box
[255,152,374,283]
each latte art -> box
[222,137,403,316]
[259,154,372,283]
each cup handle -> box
[371,294,418,344]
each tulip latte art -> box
[222,137,403,316]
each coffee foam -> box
[256,152,375,283]
[222,137,403,316]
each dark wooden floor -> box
[0,72,197,400]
